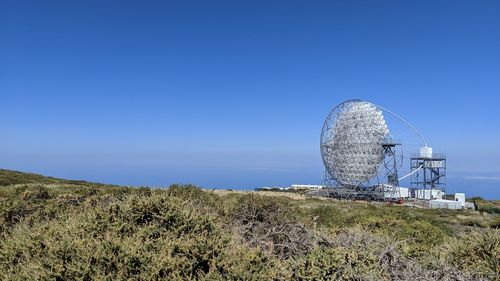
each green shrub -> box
[292,246,381,280]
[230,194,299,225]
[166,184,223,214]
[472,197,500,214]
[21,185,51,201]
[440,229,500,280]
[0,192,229,280]
[0,170,498,280]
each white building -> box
[427,199,462,210]
[415,189,444,200]
[259,186,287,191]
[289,184,324,190]
[455,193,466,208]
[423,193,474,210]
[382,185,410,199]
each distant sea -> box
[445,171,500,200]
[2,165,499,200]
[31,167,499,200]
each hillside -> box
[0,169,498,280]
[0,169,109,187]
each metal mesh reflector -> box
[321,100,389,186]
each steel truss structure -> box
[321,143,402,201]
[321,100,389,186]
[381,142,402,187]
[320,100,403,201]
[321,169,387,201]
[410,153,446,197]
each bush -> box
[0,170,498,280]
[440,229,500,280]
[227,194,324,258]
[0,192,229,280]
[166,184,223,214]
[21,185,51,201]
[471,197,500,214]
[292,229,383,280]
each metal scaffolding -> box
[381,141,402,187]
[410,152,446,199]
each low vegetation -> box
[0,170,498,280]
[469,196,500,214]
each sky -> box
[1,1,499,199]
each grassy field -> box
[0,169,498,280]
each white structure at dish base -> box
[398,187,410,198]
[382,185,409,199]
[415,189,444,200]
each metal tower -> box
[381,141,402,187]
[410,147,446,199]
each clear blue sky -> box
[1,1,499,198]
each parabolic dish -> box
[320,100,389,186]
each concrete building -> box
[455,193,466,208]
[422,193,475,210]
[427,199,462,210]
[415,189,444,200]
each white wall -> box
[415,189,444,200]
[455,193,466,207]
